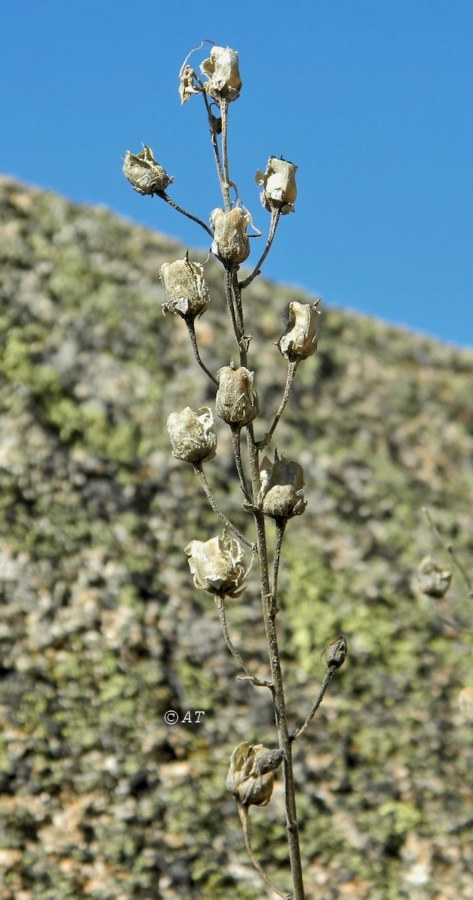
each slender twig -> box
[184,318,218,386]
[157,191,213,238]
[230,427,253,505]
[290,668,336,743]
[257,360,300,450]
[423,507,473,598]
[239,209,281,289]
[272,519,287,612]
[193,464,253,549]
[215,596,271,688]
[223,268,241,348]
[220,99,231,210]
[237,803,291,899]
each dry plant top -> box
[123,41,346,900]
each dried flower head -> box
[259,451,306,519]
[256,157,298,215]
[216,363,259,427]
[278,300,321,361]
[226,742,284,807]
[167,406,217,464]
[201,45,242,103]
[123,145,173,195]
[185,531,247,598]
[210,206,251,266]
[160,255,210,319]
[415,556,452,598]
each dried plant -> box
[123,40,347,899]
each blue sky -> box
[1,1,472,346]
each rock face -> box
[0,175,472,898]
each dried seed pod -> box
[185,531,247,598]
[201,45,242,103]
[322,636,348,669]
[179,64,201,104]
[123,145,173,195]
[278,300,321,361]
[259,451,306,520]
[216,363,259,427]
[226,742,284,807]
[256,156,298,214]
[160,255,210,319]
[210,207,251,266]
[167,406,217,464]
[415,556,452,598]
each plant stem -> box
[290,668,336,743]
[193,464,253,549]
[240,208,281,289]
[157,191,213,238]
[184,318,218,386]
[257,360,299,450]
[215,596,271,688]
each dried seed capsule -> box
[200,45,242,103]
[185,531,247,598]
[123,145,173,195]
[216,363,259,427]
[256,156,298,215]
[179,64,201,104]
[167,406,217,464]
[210,207,251,266]
[226,742,284,807]
[415,556,452,598]
[278,300,321,361]
[160,255,210,319]
[259,451,306,519]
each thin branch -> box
[230,426,253,505]
[184,318,218,386]
[220,99,231,210]
[237,803,291,899]
[257,360,300,450]
[239,209,281,289]
[423,507,473,599]
[193,464,254,550]
[223,268,242,348]
[157,191,213,238]
[272,519,287,609]
[289,668,336,743]
[215,596,271,688]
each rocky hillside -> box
[0,176,472,899]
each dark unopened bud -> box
[278,300,320,361]
[322,636,348,669]
[216,363,259,427]
[167,406,217,464]
[256,157,298,215]
[226,742,284,807]
[210,207,251,265]
[201,46,242,102]
[415,556,452,598]
[160,255,210,319]
[185,531,247,598]
[123,145,173,195]
[259,451,306,519]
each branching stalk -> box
[184,318,218,386]
[157,191,213,238]
[240,208,281,289]
[193,463,253,549]
[257,359,300,450]
[215,595,271,688]
[237,803,291,899]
